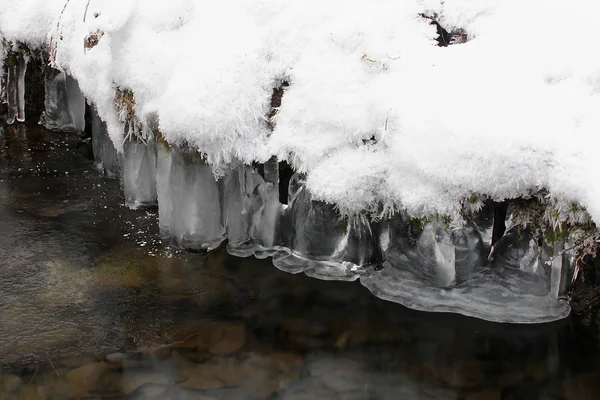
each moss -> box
[412,217,429,235]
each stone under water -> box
[42,67,85,132]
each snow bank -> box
[2,0,600,224]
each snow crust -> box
[2,0,600,223]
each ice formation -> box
[0,0,596,322]
[156,145,226,251]
[91,106,119,178]
[122,138,157,210]
[42,67,85,132]
[3,53,27,124]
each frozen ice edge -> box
[360,268,571,324]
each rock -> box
[12,386,46,400]
[523,361,549,382]
[496,371,524,388]
[0,374,21,393]
[465,390,502,400]
[53,356,100,368]
[127,383,169,400]
[282,317,330,337]
[176,352,303,392]
[64,361,110,398]
[177,322,246,355]
[150,347,172,360]
[121,370,171,394]
[561,371,600,400]
[438,361,488,389]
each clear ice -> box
[5,55,27,124]
[113,132,578,323]
[122,139,157,210]
[360,217,574,323]
[156,146,226,251]
[91,106,119,178]
[272,174,378,281]
[42,67,85,132]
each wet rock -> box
[13,385,46,400]
[282,317,330,337]
[127,383,169,400]
[177,322,247,355]
[64,361,110,398]
[277,379,339,400]
[0,374,21,392]
[437,361,488,389]
[465,390,502,400]
[121,370,171,394]
[523,360,549,382]
[560,371,600,400]
[149,347,172,360]
[307,357,363,393]
[495,371,524,388]
[174,351,303,393]
[54,356,100,368]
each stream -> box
[0,123,599,399]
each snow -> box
[2,0,600,225]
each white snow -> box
[2,0,600,224]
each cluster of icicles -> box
[3,67,577,324]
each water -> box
[1,123,600,399]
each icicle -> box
[166,148,226,251]
[91,106,118,178]
[156,140,173,239]
[271,174,377,281]
[43,66,85,132]
[122,138,157,209]
[5,60,17,125]
[16,54,28,123]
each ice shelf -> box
[147,149,577,323]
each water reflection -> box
[1,124,599,399]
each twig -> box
[83,0,92,22]
[29,365,39,384]
[49,359,60,377]
[545,231,598,266]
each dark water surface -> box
[1,123,600,399]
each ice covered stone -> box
[160,149,226,251]
[361,218,573,323]
[43,67,85,132]
[91,106,118,178]
[122,139,157,209]
[272,174,378,281]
